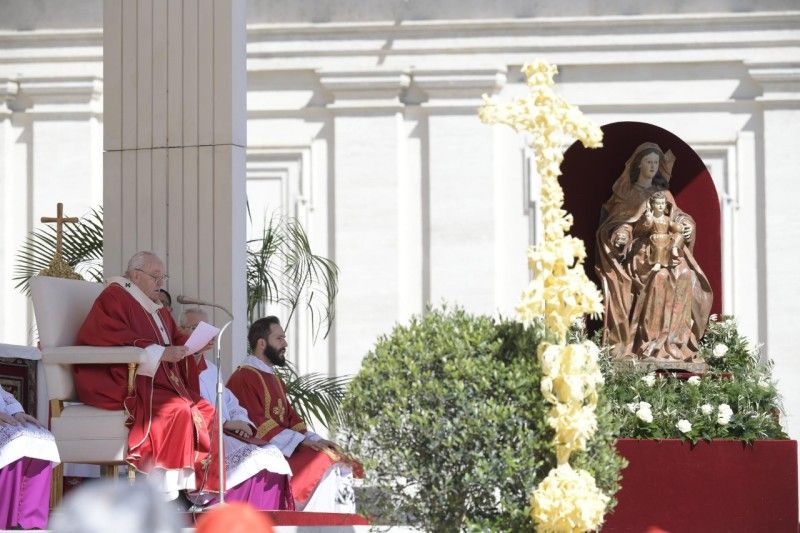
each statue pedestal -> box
[613,359,708,374]
[603,439,798,532]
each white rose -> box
[712,343,729,358]
[687,376,701,385]
[641,373,656,387]
[638,401,652,410]
[636,407,653,423]
[709,314,718,322]
[701,404,714,415]
[717,404,733,425]
[676,419,692,434]
[626,402,638,413]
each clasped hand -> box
[303,435,337,452]
[224,420,254,439]
[0,412,45,428]
[161,339,215,363]
[161,345,190,362]
[681,222,693,240]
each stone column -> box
[103,0,247,373]
[318,70,409,376]
[750,63,800,439]
[0,76,103,345]
[0,80,24,345]
[412,68,528,315]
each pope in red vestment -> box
[74,252,219,497]
[227,317,360,511]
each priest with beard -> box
[180,308,294,510]
[74,251,219,501]
[226,317,357,512]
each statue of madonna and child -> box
[595,142,714,368]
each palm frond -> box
[275,365,350,430]
[246,213,338,340]
[13,207,105,295]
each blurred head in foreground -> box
[50,479,183,533]
[195,502,274,533]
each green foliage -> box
[603,315,786,443]
[340,308,625,532]
[246,214,338,340]
[276,366,349,431]
[14,207,104,295]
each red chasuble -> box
[227,364,340,504]
[74,282,220,492]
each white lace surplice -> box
[0,387,60,470]
[198,359,290,489]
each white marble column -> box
[414,69,528,316]
[0,81,25,345]
[103,0,247,374]
[319,70,409,376]
[0,76,103,346]
[751,64,800,439]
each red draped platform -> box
[263,511,369,526]
[186,510,370,527]
[603,439,798,533]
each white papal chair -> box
[30,276,144,508]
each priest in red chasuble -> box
[74,251,219,500]
[227,317,358,512]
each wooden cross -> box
[41,203,79,258]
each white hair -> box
[50,479,182,533]
[180,307,209,328]
[125,251,161,277]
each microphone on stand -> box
[176,295,233,320]
[177,294,232,503]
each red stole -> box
[74,283,220,491]
[227,364,338,503]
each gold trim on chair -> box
[49,399,64,511]
[127,362,137,394]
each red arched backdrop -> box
[561,121,722,318]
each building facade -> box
[1,1,799,435]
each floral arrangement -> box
[603,315,786,442]
[480,61,611,532]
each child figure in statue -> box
[639,191,684,272]
[595,142,714,363]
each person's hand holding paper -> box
[183,321,220,354]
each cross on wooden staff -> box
[41,203,79,258]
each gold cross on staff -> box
[41,203,79,258]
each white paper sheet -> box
[183,321,220,354]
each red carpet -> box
[185,510,369,527]
[603,439,798,533]
[264,511,369,526]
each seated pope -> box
[226,316,358,512]
[74,251,219,500]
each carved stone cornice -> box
[409,68,507,107]
[747,63,800,103]
[0,78,19,117]
[318,70,411,109]
[246,11,800,64]
[1,77,103,117]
